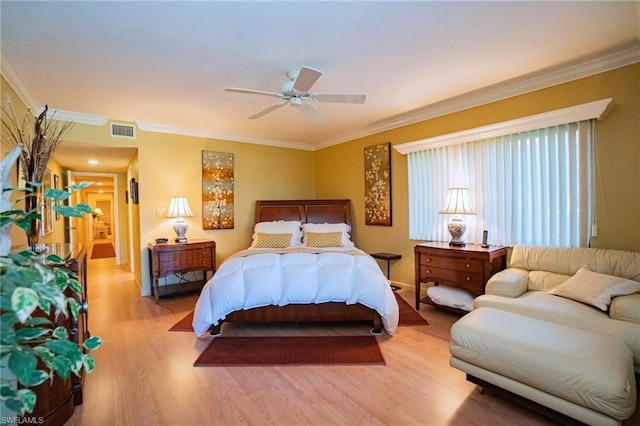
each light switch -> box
[156,207,166,216]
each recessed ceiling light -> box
[88,159,98,165]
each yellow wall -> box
[61,122,317,295]
[315,63,640,285]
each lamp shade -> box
[166,197,194,218]
[439,188,476,215]
[93,207,103,216]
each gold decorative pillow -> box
[305,231,344,248]
[549,267,640,311]
[253,233,293,249]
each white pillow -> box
[549,267,640,311]
[302,223,354,248]
[251,221,302,247]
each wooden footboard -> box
[209,303,383,335]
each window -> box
[408,121,592,247]
[397,99,611,248]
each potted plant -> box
[1,143,102,417]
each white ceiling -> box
[1,1,639,167]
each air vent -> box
[110,123,136,139]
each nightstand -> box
[414,242,507,311]
[147,239,216,304]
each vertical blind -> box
[408,120,592,247]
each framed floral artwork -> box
[364,142,392,226]
[202,150,234,229]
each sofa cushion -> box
[610,294,640,324]
[485,267,529,297]
[528,270,571,291]
[450,308,637,422]
[474,291,640,371]
[549,267,640,311]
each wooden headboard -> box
[255,199,351,227]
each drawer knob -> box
[425,270,432,274]
[466,264,470,268]
[426,258,431,262]
[466,277,471,281]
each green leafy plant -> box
[0,181,101,416]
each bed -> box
[192,199,399,336]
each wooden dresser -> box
[147,239,216,303]
[414,242,507,311]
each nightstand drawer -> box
[419,255,483,273]
[159,248,213,274]
[420,266,483,290]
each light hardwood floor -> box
[66,251,636,426]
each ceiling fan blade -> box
[292,66,322,93]
[313,94,366,104]
[297,103,324,124]
[248,103,285,120]
[225,87,284,98]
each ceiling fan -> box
[225,66,366,124]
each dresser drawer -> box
[419,254,483,273]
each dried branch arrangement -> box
[1,104,74,185]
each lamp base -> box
[447,216,467,247]
[173,219,189,243]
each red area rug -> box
[194,335,385,366]
[91,243,115,259]
[170,292,427,332]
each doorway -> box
[66,172,122,265]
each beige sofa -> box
[450,244,640,425]
[475,244,640,372]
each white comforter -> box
[192,247,399,336]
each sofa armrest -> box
[610,293,640,324]
[485,268,530,298]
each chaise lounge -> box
[449,244,640,425]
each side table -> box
[414,242,507,312]
[370,252,402,290]
[148,239,216,304]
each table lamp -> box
[92,207,103,220]
[166,196,194,243]
[439,187,475,246]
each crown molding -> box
[1,49,41,112]
[3,43,637,152]
[394,98,612,155]
[364,43,639,138]
[55,110,108,126]
[134,121,314,151]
